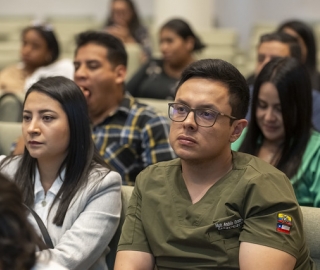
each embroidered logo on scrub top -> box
[276,213,292,234]
[215,218,244,230]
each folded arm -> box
[239,242,296,270]
[115,250,154,270]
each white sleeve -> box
[24,59,75,91]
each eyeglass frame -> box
[168,102,238,127]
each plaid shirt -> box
[93,94,176,185]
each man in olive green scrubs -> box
[115,59,315,270]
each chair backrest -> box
[125,43,143,81]
[0,121,22,155]
[0,92,24,122]
[137,98,170,120]
[106,185,134,270]
[300,206,320,268]
[197,28,238,47]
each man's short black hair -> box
[75,30,127,67]
[259,32,302,62]
[176,59,250,120]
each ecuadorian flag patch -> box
[276,213,292,234]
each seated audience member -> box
[0,76,122,270]
[127,18,205,100]
[246,32,320,131]
[104,0,152,60]
[73,31,176,184]
[277,19,320,91]
[0,23,74,94]
[0,173,66,270]
[115,59,315,269]
[233,57,320,207]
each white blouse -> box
[28,168,64,235]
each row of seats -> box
[0,16,251,77]
[3,16,320,82]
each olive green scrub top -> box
[118,152,315,270]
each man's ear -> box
[229,119,248,143]
[114,65,127,84]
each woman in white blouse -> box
[0,76,122,270]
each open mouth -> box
[79,86,91,99]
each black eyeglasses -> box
[168,103,237,127]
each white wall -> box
[215,0,320,49]
[153,0,214,30]
[0,0,153,22]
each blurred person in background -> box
[0,23,74,94]
[247,31,302,84]
[127,18,205,100]
[277,19,320,91]
[104,0,152,61]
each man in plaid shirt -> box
[74,31,175,185]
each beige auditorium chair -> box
[125,43,144,81]
[0,15,33,42]
[0,41,20,69]
[137,98,170,120]
[106,185,134,269]
[300,206,320,268]
[195,28,238,65]
[0,92,25,122]
[0,121,21,156]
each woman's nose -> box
[264,108,276,121]
[27,119,40,135]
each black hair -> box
[105,0,142,37]
[176,58,249,119]
[0,76,111,226]
[240,57,312,179]
[277,20,319,89]
[75,30,127,67]
[0,173,37,270]
[22,25,60,64]
[259,32,302,62]
[161,18,206,52]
